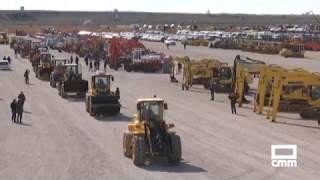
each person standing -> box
[7,56,11,64]
[70,56,73,64]
[210,82,215,101]
[75,56,79,64]
[18,91,26,108]
[183,42,187,50]
[228,92,238,114]
[89,60,93,72]
[24,69,30,84]
[10,99,17,122]
[85,55,89,66]
[16,99,23,124]
[104,59,108,72]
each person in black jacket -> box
[10,99,17,122]
[75,56,79,64]
[16,99,23,124]
[228,92,238,114]
[18,91,26,107]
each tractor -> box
[58,64,88,98]
[50,58,67,88]
[123,98,181,166]
[86,71,121,116]
[35,52,54,79]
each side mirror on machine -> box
[137,103,141,111]
[164,103,168,110]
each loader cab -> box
[64,64,82,80]
[91,72,114,92]
[136,99,168,122]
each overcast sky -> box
[2,0,320,14]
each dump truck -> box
[108,37,145,70]
[35,52,54,79]
[123,98,181,166]
[86,71,121,116]
[58,64,88,98]
[50,58,67,88]
[124,48,163,72]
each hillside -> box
[0,10,318,27]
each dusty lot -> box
[0,41,319,180]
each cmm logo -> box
[271,145,297,167]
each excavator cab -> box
[123,98,181,166]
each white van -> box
[0,60,10,70]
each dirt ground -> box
[0,41,319,180]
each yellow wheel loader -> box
[86,72,121,116]
[123,98,181,166]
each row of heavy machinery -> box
[209,38,305,58]
[10,39,182,167]
[62,36,167,73]
[171,55,320,125]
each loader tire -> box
[132,136,145,166]
[123,133,133,158]
[168,134,182,165]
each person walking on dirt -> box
[7,56,11,64]
[210,82,215,101]
[10,99,17,123]
[89,60,93,72]
[24,69,30,84]
[75,56,79,64]
[228,92,238,114]
[183,42,187,50]
[18,91,26,108]
[104,59,108,72]
[85,55,89,66]
[16,99,23,124]
[70,56,73,64]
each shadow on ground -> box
[143,158,207,173]
[95,113,131,122]
[274,121,320,130]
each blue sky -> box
[2,0,320,14]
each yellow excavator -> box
[232,55,266,107]
[254,67,320,124]
[181,58,229,90]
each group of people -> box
[69,56,79,65]
[3,56,12,64]
[84,54,109,72]
[10,92,26,124]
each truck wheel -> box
[132,136,145,166]
[123,133,133,158]
[168,134,182,165]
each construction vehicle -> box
[0,32,9,44]
[125,48,163,72]
[86,71,121,116]
[108,37,145,70]
[182,58,230,91]
[35,52,54,79]
[232,55,266,107]
[254,68,320,124]
[280,43,305,58]
[58,64,88,98]
[123,98,181,166]
[50,58,67,88]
